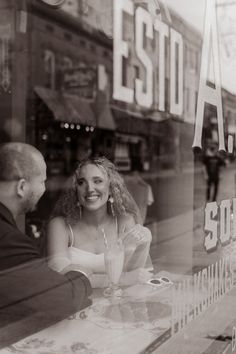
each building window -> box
[122,57,128,87]
[134,65,140,79]
[175,43,179,103]
[44,49,55,90]
[143,23,147,49]
[165,78,169,111]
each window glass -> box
[1,0,236,352]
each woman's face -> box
[76,163,110,212]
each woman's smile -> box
[77,164,110,211]
[85,194,100,202]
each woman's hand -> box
[121,225,152,248]
[121,226,152,252]
[120,268,152,286]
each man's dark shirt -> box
[0,203,92,348]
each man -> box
[0,142,92,348]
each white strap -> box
[68,223,74,247]
[115,217,118,235]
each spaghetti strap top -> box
[60,220,152,274]
[67,223,74,247]
[115,217,118,236]
[67,217,119,248]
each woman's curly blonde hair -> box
[51,157,142,225]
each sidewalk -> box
[148,162,236,275]
[153,285,236,354]
[149,208,195,275]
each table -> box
[1,270,236,354]
[0,271,176,354]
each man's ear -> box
[16,178,27,197]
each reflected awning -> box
[112,107,149,135]
[97,104,116,130]
[92,91,116,130]
[112,107,170,137]
[34,86,96,126]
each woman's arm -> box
[47,218,96,280]
[89,269,152,288]
[119,216,152,271]
[47,217,72,272]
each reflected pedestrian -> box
[203,143,225,202]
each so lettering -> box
[204,198,236,252]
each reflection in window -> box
[122,57,128,87]
[44,50,55,90]
[185,87,190,114]
[134,65,140,80]
[62,56,73,70]
[0,24,11,93]
[165,77,169,111]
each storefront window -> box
[1,0,236,353]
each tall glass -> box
[103,238,124,298]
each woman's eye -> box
[94,179,103,184]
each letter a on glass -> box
[192,0,225,151]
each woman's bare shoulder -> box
[118,214,136,232]
[47,217,70,253]
[48,216,67,228]
[47,217,69,238]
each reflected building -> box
[0,0,236,269]
[1,1,236,352]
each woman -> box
[47,157,152,288]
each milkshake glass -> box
[103,238,124,298]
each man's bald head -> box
[0,142,44,181]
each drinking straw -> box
[101,228,108,248]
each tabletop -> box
[0,271,178,354]
[1,267,236,354]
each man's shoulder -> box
[0,218,40,271]
[0,216,20,238]
[0,206,28,235]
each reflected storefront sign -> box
[113,0,183,115]
[62,65,97,98]
[1,0,236,353]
